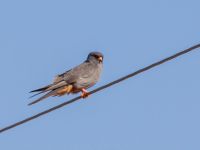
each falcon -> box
[29,52,103,105]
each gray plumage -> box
[29,52,103,105]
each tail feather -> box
[29,91,46,98]
[30,85,51,93]
[45,81,66,91]
[28,90,57,106]
[29,82,69,106]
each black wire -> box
[1,43,200,133]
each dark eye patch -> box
[93,54,99,59]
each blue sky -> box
[0,0,200,149]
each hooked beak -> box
[98,56,103,62]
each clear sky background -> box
[0,0,200,149]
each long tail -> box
[28,90,58,106]
[30,85,51,93]
[29,81,68,105]
[29,91,46,98]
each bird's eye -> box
[94,55,99,59]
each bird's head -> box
[87,52,104,63]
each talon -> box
[81,89,90,99]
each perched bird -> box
[29,52,103,106]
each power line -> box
[1,43,200,133]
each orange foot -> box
[81,88,90,99]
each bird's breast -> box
[73,63,102,90]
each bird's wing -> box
[30,70,72,94]
[62,62,95,81]
[53,69,71,84]
[31,62,95,92]
[29,62,96,105]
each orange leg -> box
[81,88,90,98]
